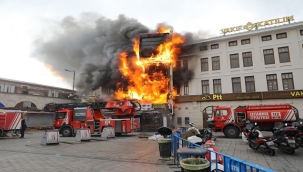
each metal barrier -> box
[171,133,277,172]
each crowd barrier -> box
[170,133,277,172]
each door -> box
[202,106,215,128]
[212,109,229,130]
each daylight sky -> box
[1,0,303,90]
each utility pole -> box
[65,69,75,91]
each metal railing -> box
[170,133,277,172]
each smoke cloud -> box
[33,13,197,97]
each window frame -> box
[266,74,278,91]
[200,58,208,71]
[263,49,275,65]
[262,35,272,41]
[201,80,210,94]
[213,79,222,94]
[281,73,294,90]
[300,29,303,36]
[276,32,287,39]
[245,76,255,92]
[242,52,253,67]
[229,40,237,47]
[212,56,220,71]
[211,44,219,49]
[177,117,182,125]
[183,60,188,70]
[184,81,189,95]
[230,53,239,68]
[241,38,250,45]
[200,45,207,51]
[232,77,242,93]
[278,46,290,63]
[185,117,190,125]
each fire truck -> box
[43,99,141,137]
[209,104,299,138]
[0,111,23,137]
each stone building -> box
[174,16,303,129]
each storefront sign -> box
[175,90,303,103]
[221,15,294,34]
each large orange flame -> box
[115,27,184,104]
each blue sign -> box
[0,102,5,108]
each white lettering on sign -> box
[231,165,240,172]
[75,112,86,116]
[271,112,281,119]
[250,112,269,120]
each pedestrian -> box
[20,113,27,138]
[188,122,200,134]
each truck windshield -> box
[55,112,66,119]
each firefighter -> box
[19,113,27,138]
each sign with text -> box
[221,15,294,34]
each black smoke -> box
[33,13,197,97]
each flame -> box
[115,27,184,104]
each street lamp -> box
[65,69,75,91]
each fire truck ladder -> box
[43,102,108,112]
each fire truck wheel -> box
[61,127,72,137]
[224,126,240,138]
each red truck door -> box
[212,107,230,131]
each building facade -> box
[0,78,75,108]
[174,20,303,129]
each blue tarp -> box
[0,102,5,108]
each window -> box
[276,32,287,39]
[177,86,181,95]
[215,110,228,117]
[230,53,239,68]
[213,79,222,94]
[200,58,208,71]
[266,74,278,91]
[212,56,220,70]
[22,86,29,94]
[263,49,275,65]
[262,35,272,41]
[183,60,188,70]
[282,73,294,90]
[176,61,181,68]
[278,47,290,63]
[245,76,255,92]
[232,77,242,93]
[229,41,237,47]
[300,29,303,36]
[241,39,250,45]
[184,81,189,95]
[201,80,209,94]
[55,112,67,119]
[200,45,207,51]
[177,117,182,125]
[211,44,219,49]
[185,117,190,124]
[242,52,253,67]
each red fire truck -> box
[209,104,299,138]
[0,111,22,137]
[43,99,141,137]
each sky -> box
[1,0,303,90]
